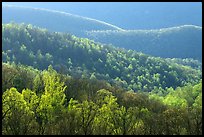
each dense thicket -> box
[86,25,202,60]
[2,62,202,135]
[2,23,202,92]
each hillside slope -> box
[86,25,202,60]
[2,23,201,92]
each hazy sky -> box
[2,2,202,29]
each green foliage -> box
[2,87,37,135]
[22,88,39,112]
[93,89,119,135]
[1,23,202,135]
[2,63,202,135]
[35,66,67,134]
[2,23,202,92]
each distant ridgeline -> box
[2,23,202,92]
[86,25,202,61]
[2,5,202,61]
[2,5,123,37]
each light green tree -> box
[2,87,36,135]
[36,65,67,134]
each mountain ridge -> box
[3,5,202,60]
[86,25,202,60]
[3,5,201,34]
[2,5,123,37]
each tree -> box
[191,92,202,135]
[57,98,81,135]
[2,87,36,135]
[36,65,67,134]
[93,89,119,135]
[78,100,98,135]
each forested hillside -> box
[2,23,202,93]
[86,25,202,60]
[3,6,202,60]
[2,62,202,135]
[2,3,202,135]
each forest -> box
[2,62,202,135]
[2,22,202,135]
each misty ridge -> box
[3,5,202,60]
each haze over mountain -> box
[2,5,123,37]
[2,2,202,29]
[86,25,202,61]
